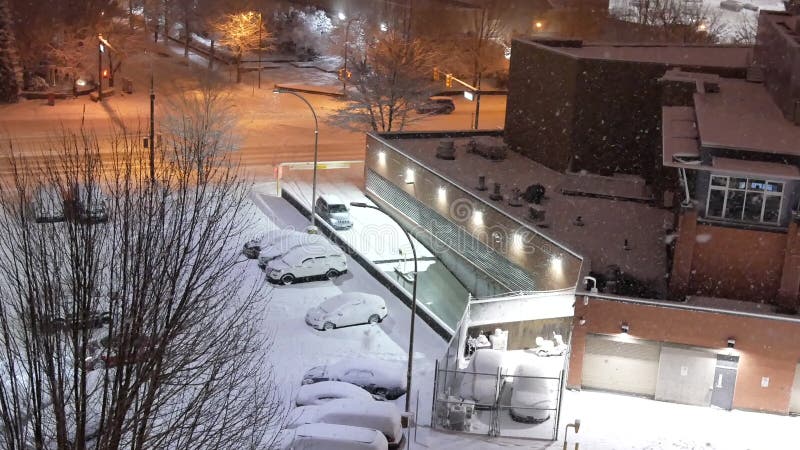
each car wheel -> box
[373,388,388,399]
[325,269,339,280]
[281,274,295,285]
[368,314,381,324]
[444,106,455,114]
[323,321,336,331]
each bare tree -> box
[213,11,270,83]
[0,92,284,450]
[330,29,438,132]
[731,11,758,45]
[611,0,724,43]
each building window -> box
[705,175,783,225]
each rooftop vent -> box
[489,183,503,201]
[745,65,764,83]
[435,139,456,160]
[467,136,507,161]
[477,175,488,191]
[508,187,523,207]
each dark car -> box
[43,311,111,333]
[416,96,455,115]
[242,238,263,259]
[302,358,407,400]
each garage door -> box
[582,334,661,397]
[790,363,800,414]
[654,345,717,406]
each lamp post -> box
[97,34,104,101]
[350,201,418,414]
[273,88,319,227]
[258,11,263,89]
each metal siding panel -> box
[790,363,800,414]
[582,334,660,397]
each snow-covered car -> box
[416,96,455,114]
[508,362,558,424]
[43,311,111,334]
[257,231,330,268]
[275,423,389,450]
[244,229,302,260]
[719,0,743,11]
[285,399,402,448]
[457,349,505,406]
[265,244,347,285]
[295,380,375,406]
[305,292,387,331]
[302,358,407,400]
[30,185,65,223]
[71,184,109,223]
[314,195,353,230]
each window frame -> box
[704,174,784,225]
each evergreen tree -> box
[0,0,22,102]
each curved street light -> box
[273,88,319,227]
[350,201,418,414]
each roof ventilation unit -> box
[435,139,456,160]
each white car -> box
[285,399,402,448]
[302,358,407,400]
[266,243,347,285]
[258,231,330,268]
[305,292,388,331]
[276,423,388,450]
[457,349,505,406]
[295,381,375,406]
[30,185,65,223]
[508,362,558,424]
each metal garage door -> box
[582,334,661,397]
[790,363,800,414]
[654,345,717,406]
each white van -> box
[276,423,388,450]
[285,399,403,448]
[266,244,347,285]
[305,292,388,331]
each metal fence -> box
[432,360,565,441]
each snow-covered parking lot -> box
[248,186,800,450]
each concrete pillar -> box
[777,220,800,313]
[669,208,698,300]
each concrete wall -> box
[569,295,800,413]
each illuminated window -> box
[706,175,783,224]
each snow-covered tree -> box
[273,6,333,60]
[0,91,284,449]
[611,0,724,43]
[213,11,270,83]
[0,0,22,102]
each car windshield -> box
[328,204,348,213]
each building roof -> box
[517,39,752,69]
[693,77,800,156]
[380,133,673,292]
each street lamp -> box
[273,88,319,227]
[350,201,418,414]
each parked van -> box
[285,399,403,448]
[314,195,353,230]
[276,423,388,450]
[266,244,347,285]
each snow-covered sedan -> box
[30,185,66,223]
[265,244,347,285]
[257,230,329,268]
[275,423,388,450]
[301,358,406,400]
[305,292,387,331]
[295,380,375,406]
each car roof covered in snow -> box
[280,241,343,266]
[295,381,374,406]
[320,292,385,310]
[328,358,406,388]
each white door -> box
[582,334,661,397]
[790,363,800,414]
[299,257,315,277]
